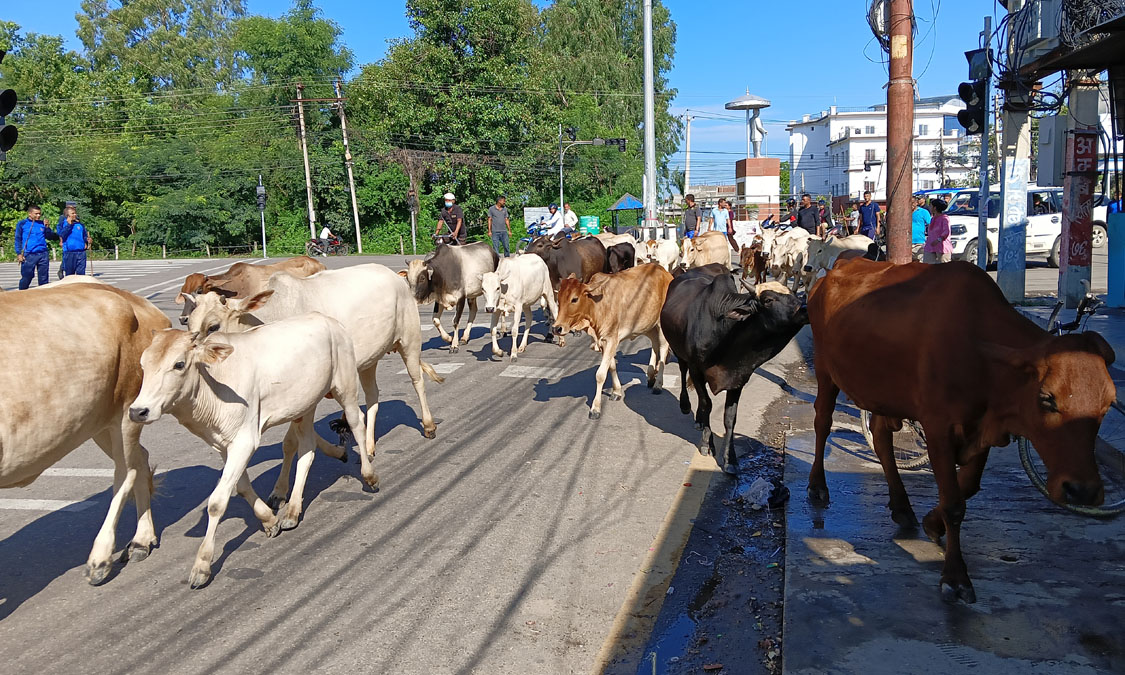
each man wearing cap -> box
[544,204,566,238]
[437,192,466,245]
[14,205,60,289]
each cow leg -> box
[449,299,466,352]
[923,449,990,542]
[267,423,300,509]
[514,303,531,358]
[397,348,438,439]
[433,303,453,343]
[925,431,976,603]
[677,360,692,415]
[869,414,918,528]
[691,367,715,456]
[808,369,838,504]
[646,327,669,394]
[462,297,479,345]
[115,421,158,565]
[489,310,504,359]
[590,343,618,420]
[85,427,135,585]
[718,387,743,475]
[333,374,378,490]
[190,435,265,589]
[278,416,317,531]
[359,364,381,452]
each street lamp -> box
[558,124,609,210]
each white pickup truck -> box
[946,186,1109,267]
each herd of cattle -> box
[0,228,1116,605]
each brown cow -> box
[553,263,673,419]
[739,239,767,284]
[808,259,1114,603]
[176,256,325,323]
[682,231,733,269]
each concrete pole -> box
[1059,74,1101,308]
[335,80,363,254]
[558,123,565,211]
[975,16,993,271]
[684,114,693,197]
[996,0,1030,302]
[642,0,658,236]
[885,0,914,264]
[296,83,317,239]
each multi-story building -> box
[787,95,977,210]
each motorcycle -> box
[306,236,350,257]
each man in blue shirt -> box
[911,194,932,260]
[57,205,91,277]
[858,191,882,240]
[14,205,59,290]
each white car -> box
[947,186,1106,268]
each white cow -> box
[765,228,814,290]
[0,280,169,584]
[801,234,875,291]
[129,316,374,588]
[682,231,733,269]
[184,264,443,454]
[480,254,559,361]
[643,238,680,271]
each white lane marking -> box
[135,260,244,295]
[500,365,565,380]
[0,499,96,513]
[397,362,463,375]
[41,468,116,478]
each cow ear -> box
[980,342,1043,377]
[201,342,234,364]
[476,272,485,282]
[240,290,274,313]
[1083,332,1116,367]
[175,293,186,305]
[566,273,577,280]
[397,269,408,278]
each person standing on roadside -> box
[14,205,59,289]
[796,193,819,235]
[489,195,512,257]
[563,203,579,233]
[847,200,861,235]
[817,199,832,237]
[436,192,466,244]
[858,191,882,240]
[682,193,702,238]
[924,198,952,264]
[911,194,931,261]
[58,205,91,277]
[707,197,730,237]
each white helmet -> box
[443,192,456,201]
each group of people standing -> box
[681,193,736,239]
[12,203,91,290]
[912,194,951,264]
[435,192,580,258]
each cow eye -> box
[1038,392,1058,413]
[207,324,220,334]
[570,297,578,303]
[173,361,186,371]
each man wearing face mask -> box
[436,192,466,244]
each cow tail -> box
[420,360,445,384]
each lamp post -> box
[558,125,606,211]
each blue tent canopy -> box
[608,193,643,211]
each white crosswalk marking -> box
[40,468,115,478]
[500,365,565,380]
[0,258,224,292]
[397,362,462,375]
[0,499,96,513]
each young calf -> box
[553,264,673,419]
[480,254,560,360]
[129,315,376,589]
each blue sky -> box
[6,0,996,184]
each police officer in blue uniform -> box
[57,204,90,277]
[14,205,60,290]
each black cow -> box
[404,242,499,351]
[606,242,636,274]
[525,236,607,287]
[660,264,809,474]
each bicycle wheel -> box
[1018,400,1125,516]
[860,409,930,470]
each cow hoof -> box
[127,541,154,563]
[607,392,622,402]
[449,345,459,353]
[264,520,282,539]
[922,511,946,544]
[423,426,437,439]
[651,386,662,395]
[806,484,831,504]
[492,350,504,359]
[188,568,212,590]
[940,580,976,604]
[362,470,381,490]
[441,334,453,344]
[337,448,349,463]
[279,516,300,532]
[589,410,601,420]
[891,508,919,529]
[694,421,704,430]
[85,561,113,586]
[680,402,691,415]
[722,462,738,476]
[266,494,285,510]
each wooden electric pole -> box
[296,83,317,239]
[885,0,915,264]
[335,80,363,253]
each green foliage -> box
[0,1,681,257]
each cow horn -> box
[738,277,756,294]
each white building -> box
[787,96,976,208]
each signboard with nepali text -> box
[1061,128,1098,271]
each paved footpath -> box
[780,330,1125,675]
[0,255,793,674]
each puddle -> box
[645,614,696,673]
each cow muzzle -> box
[129,406,152,423]
[552,325,565,336]
[179,316,189,326]
[1062,479,1104,506]
[485,306,495,313]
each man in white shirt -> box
[320,225,334,242]
[544,204,566,237]
[563,203,579,232]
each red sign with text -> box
[1061,128,1098,268]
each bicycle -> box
[1018,283,1125,516]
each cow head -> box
[553,274,602,335]
[479,264,512,314]
[681,239,698,267]
[129,329,233,423]
[524,236,554,258]
[752,281,809,331]
[185,290,272,336]
[987,332,1115,506]
[404,259,435,304]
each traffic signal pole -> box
[976,16,992,271]
[996,0,1030,302]
[885,0,914,264]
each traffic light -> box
[956,48,990,136]
[256,183,267,211]
[565,126,577,142]
[607,138,627,152]
[0,50,17,160]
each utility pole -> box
[976,17,992,270]
[334,80,363,253]
[642,0,658,238]
[684,114,693,198]
[559,123,565,210]
[1059,72,1100,308]
[997,0,1031,302]
[295,83,317,240]
[885,0,914,264]
[256,175,268,258]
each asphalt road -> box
[0,255,794,674]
